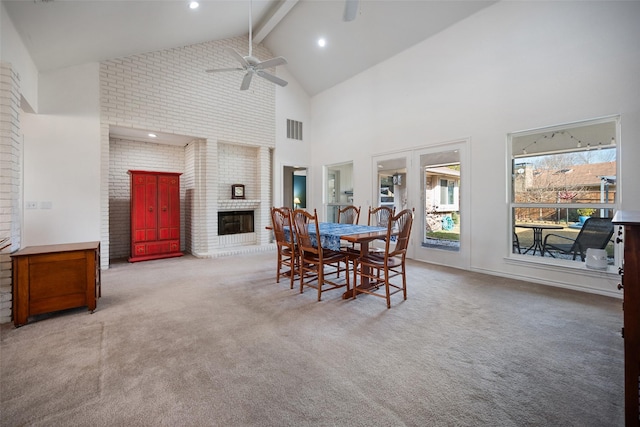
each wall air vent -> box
[287,119,303,141]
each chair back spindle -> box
[338,205,361,225]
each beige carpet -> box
[0,251,624,426]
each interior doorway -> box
[283,166,307,209]
[325,162,353,222]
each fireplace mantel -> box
[217,199,261,211]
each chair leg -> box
[289,256,295,289]
[317,265,323,301]
[276,252,281,283]
[353,260,358,299]
[402,268,407,301]
[385,280,391,309]
[299,262,305,294]
[345,259,350,293]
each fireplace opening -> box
[218,211,255,235]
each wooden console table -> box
[11,241,101,327]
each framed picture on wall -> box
[232,184,245,199]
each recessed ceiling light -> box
[317,38,326,48]
[148,133,157,138]
[189,1,199,9]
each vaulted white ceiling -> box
[3,0,494,96]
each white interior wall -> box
[21,63,101,246]
[309,1,640,296]
[274,67,312,208]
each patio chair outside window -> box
[542,217,614,261]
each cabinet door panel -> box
[144,175,158,241]
[158,175,180,240]
[169,177,181,239]
[131,174,148,242]
[158,176,170,240]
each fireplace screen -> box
[218,211,255,235]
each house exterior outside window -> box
[425,166,460,234]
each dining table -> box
[515,223,564,256]
[280,222,391,298]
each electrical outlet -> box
[26,201,37,209]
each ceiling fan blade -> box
[343,0,359,21]
[240,72,253,91]
[256,70,288,87]
[255,56,288,70]
[205,67,243,73]
[225,47,249,67]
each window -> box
[422,150,461,251]
[509,117,618,268]
[438,179,457,209]
[325,162,353,222]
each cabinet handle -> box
[149,206,153,212]
[162,206,167,211]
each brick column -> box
[257,146,272,245]
[0,62,22,324]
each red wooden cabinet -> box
[128,170,183,262]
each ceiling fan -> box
[344,0,360,22]
[206,0,288,91]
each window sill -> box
[505,253,620,278]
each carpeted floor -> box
[0,251,624,426]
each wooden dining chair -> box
[291,208,350,301]
[354,208,414,308]
[270,206,297,289]
[337,205,361,225]
[367,205,395,253]
[337,205,361,254]
[367,205,394,227]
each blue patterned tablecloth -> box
[284,223,386,250]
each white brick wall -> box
[218,143,258,199]
[101,36,276,266]
[0,62,23,324]
[109,138,186,260]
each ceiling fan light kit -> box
[206,0,288,91]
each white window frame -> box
[506,115,621,272]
